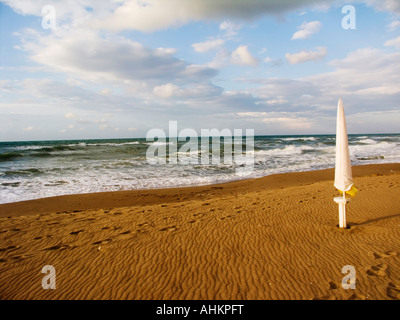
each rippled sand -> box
[1,163,400,300]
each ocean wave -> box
[1,182,21,187]
[281,137,316,141]
[146,141,173,146]
[3,168,42,176]
[356,156,385,161]
[84,141,140,147]
[254,144,309,156]
[356,138,377,144]
[0,152,23,162]
[35,145,79,152]
[13,145,48,151]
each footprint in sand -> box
[387,282,400,299]
[348,293,366,300]
[366,263,388,277]
[159,225,179,232]
[312,295,336,300]
[69,230,84,235]
[43,244,76,251]
[193,213,206,218]
[220,215,234,220]
[373,251,398,259]
[92,239,113,245]
[329,281,339,290]
[117,230,134,240]
[0,245,20,253]
[138,222,148,227]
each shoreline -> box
[1,163,399,217]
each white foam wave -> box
[356,138,377,144]
[281,137,316,141]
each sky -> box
[0,0,399,141]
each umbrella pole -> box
[334,192,348,229]
[342,192,347,228]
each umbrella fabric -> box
[334,98,356,196]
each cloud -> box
[231,45,259,66]
[291,20,322,39]
[385,36,400,49]
[219,21,242,37]
[64,112,77,119]
[23,126,34,131]
[88,0,329,32]
[4,0,400,35]
[285,46,327,64]
[316,48,400,98]
[236,112,313,131]
[264,99,289,105]
[20,29,218,85]
[262,116,312,130]
[153,83,179,98]
[192,39,225,53]
[365,0,400,15]
[249,47,400,119]
[388,20,400,30]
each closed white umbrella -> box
[334,98,357,228]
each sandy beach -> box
[0,163,399,300]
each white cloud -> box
[388,20,400,30]
[385,36,400,49]
[23,126,34,131]
[156,47,177,55]
[291,20,322,39]
[365,0,400,15]
[231,45,259,66]
[100,88,112,95]
[192,39,225,53]
[219,21,242,37]
[285,46,327,64]
[4,0,400,35]
[88,0,326,32]
[265,99,289,105]
[20,29,218,85]
[22,0,400,49]
[262,116,312,130]
[153,83,179,98]
[251,47,400,119]
[236,112,268,117]
[65,112,77,119]
[236,112,312,131]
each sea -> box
[0,134,399,204]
